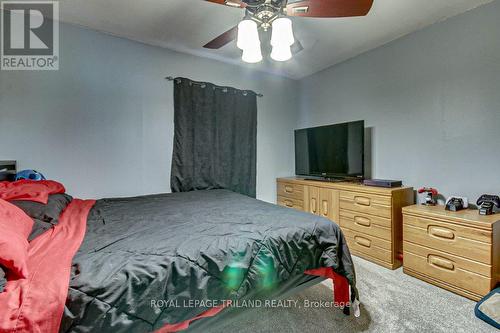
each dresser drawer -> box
[403,215,491,264]
[277,196,304,211]
[340,210,391,241]
[404,241,493,297]
[340,191,392,218]
[277,182,304,200]
[343,228,392,263]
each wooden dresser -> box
[277,177,414,269]
[403,205,500,301]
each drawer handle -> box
[284,185,293,193]
[311,198,317,213]
[354,196,371,206]
[322,201,328,216]
[354,236,371,248]
[428,226,455,240]
[284,200,294,208]
[354,216,371,227]
[428,255,455,271]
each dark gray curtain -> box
[171,77,257,197]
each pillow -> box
[0,199,34,279]
[0,180,66,204]
[11,194,73,224]
[0,265,6,293]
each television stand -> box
[277,177,414,270]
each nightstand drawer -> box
[339,210,391,240]
[277,196,304,211]
[403,215,491,264]
[340,191,392,218]
[404,242,493,297]
[277,182,304,200]
[344,228,392,263]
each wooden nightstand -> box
[403,205,500,301]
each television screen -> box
[295,120,364,179]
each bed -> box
[0,184,358,333]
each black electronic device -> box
[363,179,402,188]
[445,197,468,212]
[295,120,364,180]
[0,161,16,181]
[476,195,500,216]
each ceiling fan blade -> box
[204,0,247,8]
[286,0,373,18]
[203,25,239,49]
[291,40,304,55]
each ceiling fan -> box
[203,0,374,63]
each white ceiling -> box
[54,0,494,79]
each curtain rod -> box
[165,76,263,98]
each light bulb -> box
[271,17,294,47]
[271,44,292,62]
[237,19,260,50]
[242,46,263,63]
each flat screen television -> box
[295,120,364,179]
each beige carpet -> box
[205,256,495,333]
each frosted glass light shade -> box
[237,19,260,50]
[271,44,292,62]
[271,18,294,47]
[242,45,263,63]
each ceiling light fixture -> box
[237,19,262,63]
[203,0,375,64]
[270,44,292,62]
[237,19,260,50]
[242,47,263,63]
[236,16,294,63]
[271,17,294,47]
[270,17,294,62]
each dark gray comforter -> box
[0,266,6,293]
[61,190,356,332]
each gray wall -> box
[298,1,500,203]
[2,1,500,204]
[0,23,299,202]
